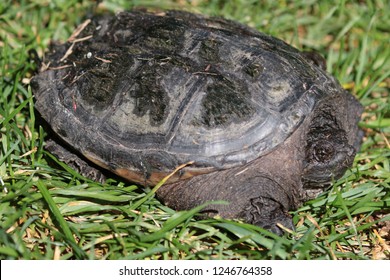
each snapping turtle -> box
[32,10,363,234]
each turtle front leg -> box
[157,169,302,235]
[235,175,298,235]
[240,196,295,235]
[45,138,107,183]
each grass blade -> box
[36,180,86,259]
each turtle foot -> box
[241,196,295,236]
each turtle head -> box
[302,90,363,189]
[302,121,356,186]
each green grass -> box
[1,0,389,260]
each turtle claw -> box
[242,196,295,236]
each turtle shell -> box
[33,10,338,185]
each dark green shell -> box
[33,10,338,185]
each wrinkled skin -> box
[32,10,363,235]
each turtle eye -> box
[312,141,334,162]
